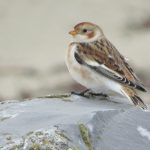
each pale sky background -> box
[0,0,149,101]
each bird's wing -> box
[74,39,147,92]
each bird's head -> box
[69,22,104,43]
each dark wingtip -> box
[136,84,147,92]
[130,81,147,92]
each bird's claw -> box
[88,92,108,98]
[71,89,90,97]
[71,90,108,99]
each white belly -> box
[66,44,123,95]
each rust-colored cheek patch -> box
[87,32,95,39]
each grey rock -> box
[0,95,149,150]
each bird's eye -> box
[82,29,87,33]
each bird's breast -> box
[65,43,122,94]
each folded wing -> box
[74,39,147,92]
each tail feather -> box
[131,95,147,110]
[122,86,148,110]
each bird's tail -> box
[121,86,147,110]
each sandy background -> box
[0,0,150,102]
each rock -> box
[0,95,150,150]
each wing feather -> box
[74,39,147,92]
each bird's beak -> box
[69,30,77,36]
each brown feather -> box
[74,37,147,92]
[122,86,147,109]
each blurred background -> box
[0,0,150,103]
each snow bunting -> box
[66,22,147,109]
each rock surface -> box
[0,95,150,150]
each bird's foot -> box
[71,90,109,99]
[71,89,90,97]
[88,92,108,98]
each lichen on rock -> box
[1,126,74,150]
[79,124,93,150]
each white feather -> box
[86,60,100,66]
[66,44,125,99]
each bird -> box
[65,22,147,109]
